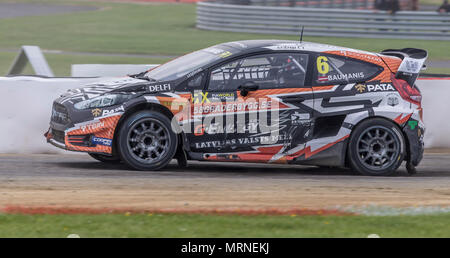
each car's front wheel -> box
[347,118,405,176]
[117,110,178,171]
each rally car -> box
[45,40,427,176]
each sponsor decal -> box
[355,82,395,93]
[102,105,125,116]
[193,92,210,104]
[229,41,247,49]
[328,72,364,82]
[210,92,236,102]
[51,110,68,122]
[387,93,399,107]
[405,60,419,72]
[186,68,203,79]
[194,124,205,136]
[194,134,291,149]
[408,120,418,130]
[318,76,328,82]
[148,83,171,92]
[290,112,310,125]
[81,121,105,132]
[215,154,240,160]
[193,100,272,115]
[366,82,395,92]
[203,47,226,55]
[219,51,232,58]
[317,56,329,74]
[351,53,382,62]
[163,100,187,110]
[268,43,303,51]
[212,121,260,135]
[91,108,102,117]
[203,48,232,58]
[91,136,112,146]
[355,84,366,93]
[193,92,237,104]
[194,121,263,136]
[399,58,422,74]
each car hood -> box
[57,77,173,105]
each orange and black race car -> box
[46,40,427,176]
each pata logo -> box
[367,83,394,92]
[355,84,366,93]
[91,108,101,117]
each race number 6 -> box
[317,56,329,74]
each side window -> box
[313,55,382,85]
[208,53,309,91]
[187,72,204,88]
[175,72,204,91]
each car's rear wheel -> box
[117,110,177,170]
[348,118,405,176]
[88,153,121,163]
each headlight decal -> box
[74,94,133,110]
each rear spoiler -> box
[380,48,428,85]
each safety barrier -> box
[214,0,413,10]
[0,76,448,153]
[197,1,450,40]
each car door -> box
[189,52,313,161]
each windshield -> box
[144,48,226,81]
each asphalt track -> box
[0,152,449,212]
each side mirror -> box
[238,82,259,97]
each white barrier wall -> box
[0,76,108,154]
[0,76,448,154]
[416,78,450,148]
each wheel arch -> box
[111,102,186,157]
[343,115,408,168]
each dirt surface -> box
[0,152,449,212]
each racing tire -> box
[88,153,121,163]
[117,110,178,171]
[347,118,405,176]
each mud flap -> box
[174,146,188,168]
[403,118,424,174]
[406,162,417,175]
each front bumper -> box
[45,101,123,155]
[46,133,67,149]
